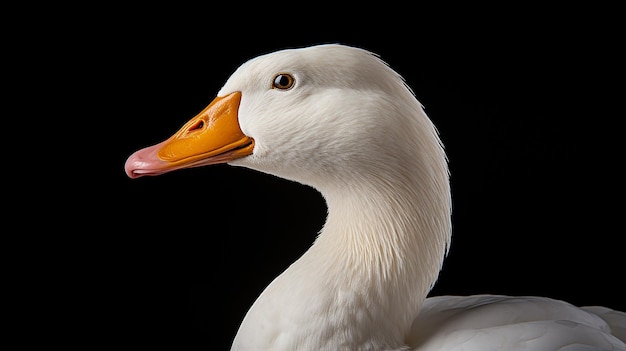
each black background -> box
[21,5,622,350]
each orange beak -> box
[125,92,254,178]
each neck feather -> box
[294,162,451,349]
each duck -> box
[124,44,626,351]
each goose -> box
[124,44,626,351]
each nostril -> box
[188,120,204,132]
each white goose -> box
[125,44,625,351]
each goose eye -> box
[272,73,295,90]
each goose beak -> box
[125,91,254,179]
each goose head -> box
[125,44,452,350]
[126,44,446,194]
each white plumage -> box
[125,44,625,350]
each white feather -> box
[222,44,626,351]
